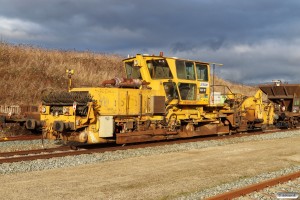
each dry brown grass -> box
[0,42,256,105]
[0,42,124,104]
[213,76,258,96]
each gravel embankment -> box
[0,130,300,175]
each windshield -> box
[178,83,196,100]
[196,63,208,81]
[176,60,196,80]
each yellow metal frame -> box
[40,53,275,144]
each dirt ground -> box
[0,136,300,200]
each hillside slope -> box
[0,42,124,104]
[0,42,256,105]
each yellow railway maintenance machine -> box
[40,53,273,144]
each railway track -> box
[0,127,299,200]
[0,146,73,164]
[0,128,293,164]
[206,171,300,200]
[0,135,41,142]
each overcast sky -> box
[1,0,300,84]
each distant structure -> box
[272,80,282,86]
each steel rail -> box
[0,135,41,142]
[0,127,296,164]
[206,171,300,200]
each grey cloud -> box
[1,0,300,83]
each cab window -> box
[163,82,178,101]
[178,83,196,100]
[125,61,141,79]
[176,60,195,80]
[196,63,208,81]
[147,59,172,79]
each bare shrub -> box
[213,76,258,96]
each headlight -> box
[41,106,46,113]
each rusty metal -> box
[116,125,286,144]
[0,104,41,131]
[116,129,170,144]
[259,83,300,102]
[0,135,41,142]
[116,124,231,144]
[0,146,70,157]
[0,105,38,116]
[206,171,300,200]
[0,105,40,123]
[116,122,248,144]
[101,77,150,88]
[0,146,77,164]
[259,83,300,129]
[259,83,298,113]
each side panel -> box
[91,88,160,116]
[99,116,114,137]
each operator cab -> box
[123,54,210,105]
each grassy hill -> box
[0,42,124,104]
[0,42,256,105]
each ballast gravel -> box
[0,130,300,175]
[0,130,299,199]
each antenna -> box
[66,69,74,92]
